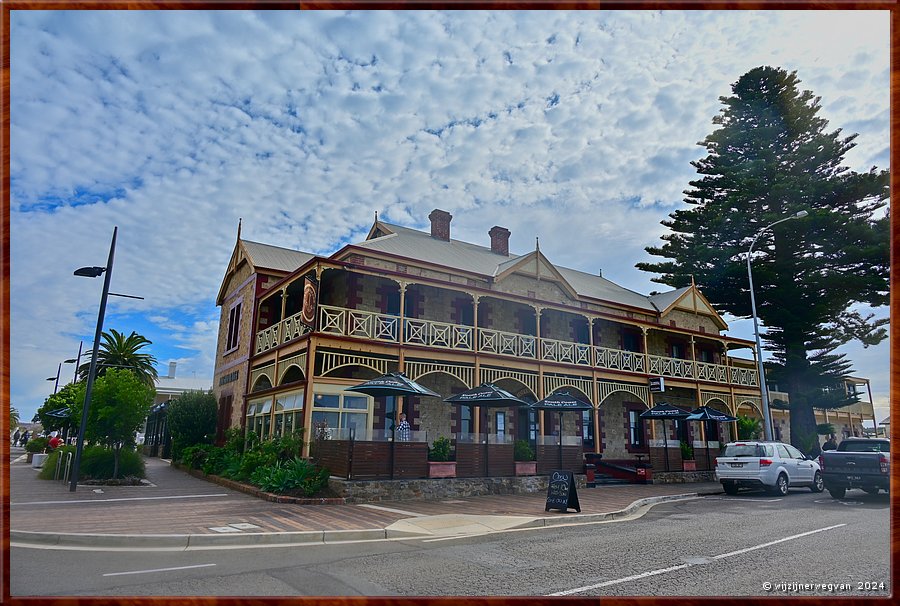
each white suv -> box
[715,441,824,496]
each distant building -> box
[143,362,212,458]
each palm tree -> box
[9,406,20,430]
[78,329,159,387]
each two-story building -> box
[213,209,769,475]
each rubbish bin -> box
[635,463,653,484]
[585,463,596,487]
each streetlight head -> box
[46,377,57,381]
[794,210,809,219]
[74,266,106,278]
[63,358,78,364]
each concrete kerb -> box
[11,489,722,550]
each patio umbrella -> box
[346,372,440,478]
[639,403,691,472]
[445,383,528,475]
[528,391,593,469]
[686,406,738,471]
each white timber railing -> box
[594,346,646,374]
[404,318,473,350]
[541,337,592,366]
[478,328,537,359]
[319,305,399,342]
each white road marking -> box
[229,523,261,530]
[12,494,229,506]
[548,523,847,596]
[103,563,216,577]
[704,497,782,502]
[356,504,426,517]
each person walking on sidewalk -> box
[20,430,30,448]
[12,428,21,447]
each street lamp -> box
[46,363,62,394]
[747,210,808,441]
[69,227,117,492]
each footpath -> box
[9,447,723,550]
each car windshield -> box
[836,441,888,453]
[724,444,769,457]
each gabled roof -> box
[216,239,314,305]
[650,285,728,330]
[492,250,580,300]
[348,220,674,314]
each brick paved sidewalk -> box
[10,451,722,537]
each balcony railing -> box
[478,328,536,359]
[541,337,591,366]
[254,305,758,388]
[405,318,473,351]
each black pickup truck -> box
[819,438,890,499]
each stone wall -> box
[330,473,585,503]
[651,471,716,484]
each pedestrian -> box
[20,430,30,448]
[48,431,63,450]
[396,413,411,441]
[12,428,20,447]
[822,434,838,451]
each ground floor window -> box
[581,410,594,448]
[628,409,645,448]
[495,411,506,437]
[246,396,272,439]
[274,390,304,438]
[312,388,372,439]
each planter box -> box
[515,461,537,476]
[682,460,697,472]
[31,453,49,468]
[427,461,457,478]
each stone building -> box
[212,209,772,473]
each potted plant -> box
[514,439,536,476]
[680,441,696,472]
[25,436,49,464]
[427,436,456,478]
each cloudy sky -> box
[10,10,889,426]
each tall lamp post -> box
[747,210,808,441]
[69,227,117,492]
[46,363,62,394]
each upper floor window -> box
[622,330,642,353]
[698,348,714,363]
[670,341,687,359]
[226,302,242,352]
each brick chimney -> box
[168,361,177,378]
[429,209,452,241]
[489,226,511,256]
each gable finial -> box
[375,210,378,223]
[690,274,696,288]
[535,236,540,253]
[237,218,242,241]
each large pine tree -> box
[637,66,888,454]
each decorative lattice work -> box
[598,381,651,406]
[250,363,275,391]
[480,366,539,398]
[701,391,732,409]
[319,351,389,377]
[735,396,763,416]
[404,360,474,389]
[278,352,308,384]
[543,374,594,401]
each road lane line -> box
[103,564,216,577]
[356,504,426,517]
[548,523,847,596]
[12,494,230,506]
[710,523,846,560]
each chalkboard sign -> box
[545,470,580,512]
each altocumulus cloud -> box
[10,10,889,421]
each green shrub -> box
[514,439,535,461]
[179,444,211,469]
[166,391,218,461]
[816,423,836,436]
[680,441,694,461]
[736,416,762,440]
[249,457,330,496]
[25,437,49,453]
[43,445,145,480]
[428,436,453,462]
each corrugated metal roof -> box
[648,286,691,312]
[242,240,314,273]
[355,221,662,312]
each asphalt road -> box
[11,487,890,597]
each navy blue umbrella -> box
[446,384,528,475]
[529,391,594,469]
[640,403,691,472]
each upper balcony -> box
[256,304,758,389]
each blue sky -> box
[9,10,890,426]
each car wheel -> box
[768,473,789,496]
[828,487,846,499]
[723,481,739,495]
[810,471,824,493]
[862,487,880,495]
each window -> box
[518,407,537,443]
[247,396,271,439]
[495,412,506,438]
[670,341,686,359]
[274,390,304,438]
[457,405,473,435]
[312,390,372,439]
[582,410,594,447]
[776,444,792,459]
[226,302,242,352]
[698,348,714,363]
[622,330,642,353]
[628,410,645,447]
[784,444,805,459]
